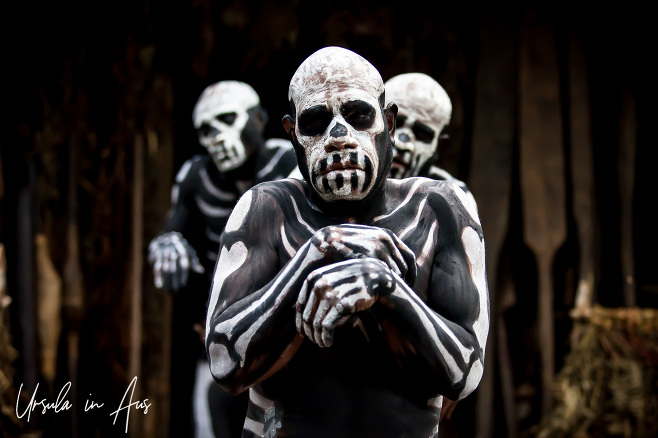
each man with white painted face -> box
[385,73,477,213]
[205,47,489,438]
[149,80,297,438]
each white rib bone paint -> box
[195,195,233,218]
[224,190,253,233]
[205,227,222,243]
[206,241,249,336]
[199,167,237,201]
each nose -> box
[398,133,410,143]
[325,123,357,152]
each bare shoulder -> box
[386,177,481,230]
[223,179,307,239]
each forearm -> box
[205,241,325,393]
[377,278,485,400]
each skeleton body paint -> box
[385,73,477,213]
[206,48,489,438]
[148,81,297,438]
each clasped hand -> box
[295,224,417,347]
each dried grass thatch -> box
[529,306,658,438]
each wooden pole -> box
[129,133,144,437]
[470,14,516,438]
[619,90,636,307]
[568,30,597,316]
[519,9,566,415]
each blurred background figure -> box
[385,73,477,213]
[148,80,297,438]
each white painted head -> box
[193,81,262,172]
[385,73,452,178]
[284,47,394,202]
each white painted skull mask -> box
[385,73,452,179]
[192,81,265,173]
[284,47,395,202]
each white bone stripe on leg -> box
[256,147,287,179]
[199,167,237,201]
[243,418,265,436]
[196,195,233,218]
[225,190,253,233]
[249,388,275,411]
[373,178,425,222]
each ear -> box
[253,107,268,131]
[384,103,397,142]
[282,115,296,139]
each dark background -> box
[1,1,656,437]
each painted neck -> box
[308,180,388,224]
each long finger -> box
[153,257,164,288]
[296,281,309,333]
[312,297,333,347]
[302,292,316,340]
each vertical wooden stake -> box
[129,134,144,437]
[470,14,516,438]
[568,31,597,316]
[619,90,636,307]
[519,10,566,415]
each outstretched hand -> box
[148,231,205,292]
[311,224,417,286]
[296,258,396,348]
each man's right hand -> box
[311,224,417,286]
[148,232,205,292]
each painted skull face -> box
[287,47,391,202]
[193,81,261,172]
[385,73,451,179]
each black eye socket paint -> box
[412,121,435,144]
[341,100,376,130]
[396,115,408,127]
[217,112,238,125]
[299,105,333,136]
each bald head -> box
[288,47,385,115]
[385,73,451,179]
[193,81,260,129]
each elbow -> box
[455,358,484,400]
[207,341,248,395]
